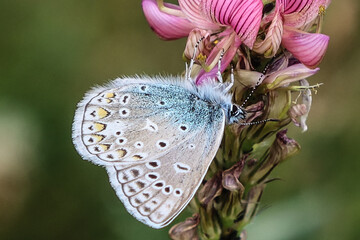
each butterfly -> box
[72,74,249,227]
[71,42,262,228]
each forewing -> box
[72,77,225,228]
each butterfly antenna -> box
[187,36,205,81]
[240,63,270,108]
[238,118,279,126]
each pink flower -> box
[142,0,195,40]
[183,29,242,84]
[142,0,263,84]
[142,0,263,46]
[254,0,330,68]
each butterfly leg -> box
[222,64,234,93]
[186,36,205,82]
[215,49,234,92]
[216,49,225,83]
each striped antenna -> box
[186,36,205,81]
[240,63,270,108]
[238,118,279,126]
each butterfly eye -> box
[230,104,239,116]
[228,104,246,123]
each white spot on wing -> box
[88,144,111,154]
[82,122,107,134]
[156,140,169,150]
[188,144,196,150]
[120,94,130,105]
[178,124,189,132]
[131,152,148,161]
[145,172,160,181]
[173,162,191,173]
[139,85,148,92]
[143,119,158,132]
[134,141,144,149]
[152,180,165,189]
[114,130,123,136]
[102,148,130,160]
[146,160,161,169]
[162,185,173,195]
[117,137,127,145]
[174,188,183,197]
[119,108,130,117]
[91,96,113,105]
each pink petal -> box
[237,70,264,87]
[253,6,283,57]
[202,0,263,48]
[178,0,220,30]
[183,29,212,60]
[196,36,241,85]
[142,0,195,40]
[267,51,293,73]
[282,27,329,68]
[325,0,331,7]
[263,63,319,87]
[278,0,310,14]
[200,29,236,70]
[279,0,327,28]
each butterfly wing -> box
[72,76,225,228]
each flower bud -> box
[250,129,300,182]
[288,103,307,128]
[198,172,223,206]
[169,214,200,240]
[222,160,245,192]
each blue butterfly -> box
[72,43,266,228]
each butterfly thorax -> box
[190,79,246,125]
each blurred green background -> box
[0,1,359,239]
